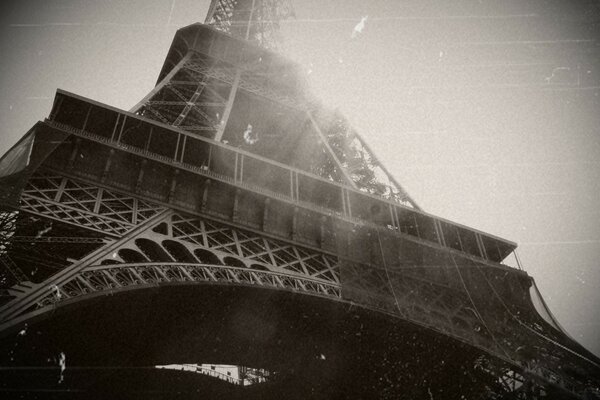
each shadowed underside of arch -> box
[1,166,598,398]
[0,284,546,400]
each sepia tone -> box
[0,0,599,398]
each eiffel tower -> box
[0,1,598,398]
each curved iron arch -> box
[33,262,341,312]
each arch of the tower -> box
[1,283,540,399]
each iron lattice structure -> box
[205,0,294,49]
[0,1,599,398]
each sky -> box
[0,0,598,357]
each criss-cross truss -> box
[129,26,419,208]
[0,5,598,397]
[163,213,340,283]
[205,0,294,49]
[0,170,594,398]
[20,172,165,236]
[131,53,304,135]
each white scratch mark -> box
[10,23,82,27]
[35,225,52,239]
[243,124,258,145]
[51,285,62,300]
[545,67,571,84]
[351,15,368,38]
[58,352,66,383]
[166,0,176,27]
[522,239,600,246]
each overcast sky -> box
[0,0,598,356]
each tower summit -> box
[0,1,598,398]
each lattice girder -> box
[205,0,294,50]
[19,172,165,236]
[35,262,341,309]
[0,170,595,397]
[102,212,342,286]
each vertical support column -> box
[201,179,211,212]
[231,229,244,257]
[110,114,121,142]
[295,172,300,203]
[262,198,270,231]
[101,149,115,183]
[412,213,421,239]
[435,220,446,247]
[344,189,352,217]
[68,138,82,169]
[233,152,239,183]
[289,170,295,200]
[475,233,488,261]
[393,206,401,233]
[174,132,181,159]
[132,198,139,225]
[81,105,93,131]
[145,127,153,152]
[135,159,147,193]
[179,134,187,163]
[168,169,179,203]
[117,116,127,143]
[232,188,241,223]
[206,145,213,170]
[388,204,397,230]
[49,95,64,121]
[291,207,299,241]
[319,215,330,249]
[455,228,464,252]
[198,220,209,248]
[93,188,104,214]
[214,69,242,142]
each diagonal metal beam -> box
[0,210,173,327]
[306,111,357,189]
[129,53,193,114]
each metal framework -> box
[129,22,420,208]
[0,4,598,399]
[205,0,294,49]
[36,262,341,308]
[0,170,595,397]
[19,172,165,236]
